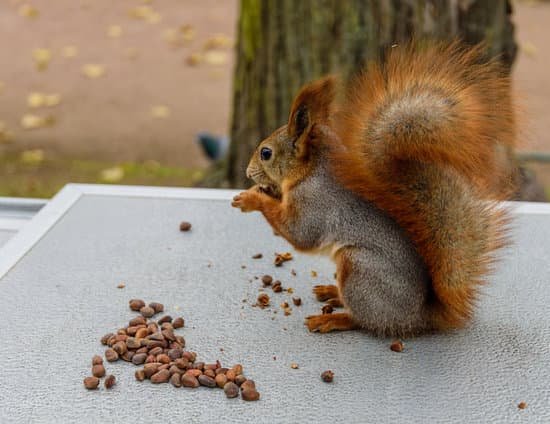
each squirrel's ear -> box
[288,75,338,155]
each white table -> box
[0,184,548,423]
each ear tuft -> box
[288,75,338,139]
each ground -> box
[0,0,549,197]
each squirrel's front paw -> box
[231,188,263,213]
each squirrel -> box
[231,42,516,336]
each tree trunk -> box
[227,0,516,188]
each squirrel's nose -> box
[246,166,253,179]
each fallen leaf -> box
[100,166,124,183]
[186,52,203,66]
[32,48,52,71]
[61,45,78,58]
[162,28,183,47]
[107,25,122,38]
[44,93,61,107]
[151,105,170,118]
[521,41,538,58]
[20,149,45,164]
[20,114,55,129]
[180,24,196,41]
[203,50,227,66]
[203,34,232,50]
[0,122,14,144]
[18,4,39,18]
[27,92,61,108]
[27,92,45,108]
[129,5,153,19]
[129,5,161,23]
[82,64,106,79]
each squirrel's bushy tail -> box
[331,42,515,328]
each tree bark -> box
[227,0,516,188]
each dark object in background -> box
[196,132,229,161]
[514,166,547,202]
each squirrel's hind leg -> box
[339,247,434,337]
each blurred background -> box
[0,0,549,200]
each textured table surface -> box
[0,186,548,424]
[0,229,15,248]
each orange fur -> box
[329,42,515,329]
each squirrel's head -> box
[246,76,338,198]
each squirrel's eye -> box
[260,147,272,161]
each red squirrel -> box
[232,42,516,336]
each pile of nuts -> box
[85,299,260,401]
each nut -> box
[321,370,334,383]
[224,381,239,398]
[242,388,260,401]
[104,374,116,389]
[158,315,172,324]
[83,376,100,390]
[226,369,236,381]
[390,340,404,353]
[129,299,145,311]
[140,306,155,318]
[149,302,164,314]
[186,369,202,378]
[252,253,263,259]
[143,363,161,378]
[132,353,147,365]
[150,369,171,384]
[261,275,273,286]
[181,374,199,388]
[179,221,192,231]
[290,363,299,369]
[126,337,141,349]
[92,355,103,365]
[292,297,302,306]
[170,373,182,387]
[240,380,255,391]
[322,304,333,314]
[518,402,527,410]
[198,374,216,388]
[100,333,114,345]
[232,364,243,375]
[257,293,270,308]
[172,317,184,328]
[274,251,293,266]
[135,328,149,339]
[215,373,228,388]
[235,374,247,386]
[272,281,283,292]
[129,315,146,326]
[157,354,171,364]
[135,369,145,381]
[92,364,106,378]
[105,348,119,362]
[113,341,127,355]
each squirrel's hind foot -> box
[305,313,358,333]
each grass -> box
[0,150,206,198]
